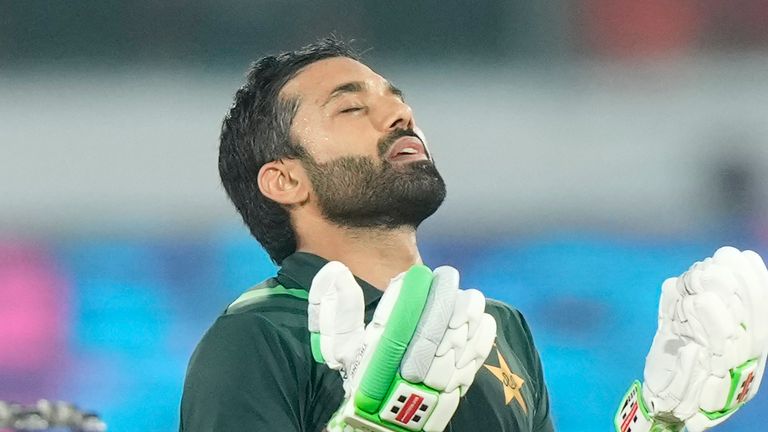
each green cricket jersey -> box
[180,252,555,431]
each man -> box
[180,38,552,431]
[180,38,767,432]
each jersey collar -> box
[276,252,383,307]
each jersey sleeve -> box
[516,311,555,432]
[490,300,555,432]
[180,313,307,431]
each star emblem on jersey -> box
[483,344,527,414]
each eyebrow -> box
[321,80,404,107]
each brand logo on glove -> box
[392,393,426,425]
[617,387,641,432]
[737,371,755,404]
[347,342,368,380]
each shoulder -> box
[182,281,315,406]
[186,311,303,378]
[222,278,311,337]
[484,298,531,337]
[187,279,313,376]
[225,277,309,318]
[484,298,541,371]
[181,300,313,431]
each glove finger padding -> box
[424,290,496,395]
[401,266,459,383]
[309,261,366,371]
[643,289,712,418]
[354,266,434,413]
[712,247,768,345]
[710,249,768,386]
[742,251,768,347]
[645,277,744,417]
[637,247,768,432]
[685,248,768,431]
[321,264,498,432]
[396,274,496,432]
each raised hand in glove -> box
[615,247,768,432]
[308,262,497,432]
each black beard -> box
[301,136,446,230]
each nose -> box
[378,98,415,132]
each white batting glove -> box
[308,262,497,432]
[614,247,768,432]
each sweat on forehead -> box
[279,57,396,104]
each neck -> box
[295,218,422,290]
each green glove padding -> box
[356,265,433,413]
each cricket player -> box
[179,38,768,432]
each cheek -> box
[328,120,383,157]
[305,126,381,163]
[291,113,334,159]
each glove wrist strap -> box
[331,375,442,432]
[614,381,684,432]
[701,357,759,420]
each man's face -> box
[281,57,446,229]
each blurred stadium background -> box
[2,1,768,430]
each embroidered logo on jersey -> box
[483,344,528,414]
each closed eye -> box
[340,106,365,114]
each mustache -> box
[377,129,423,159]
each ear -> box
[258,159,309,206]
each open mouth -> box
[386,136,428,163]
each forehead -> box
[280,57,387,102]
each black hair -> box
[219,37,360,264]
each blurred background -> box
[2,1,768,430]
